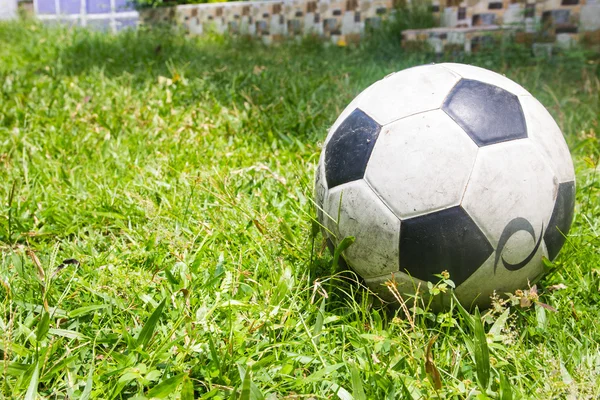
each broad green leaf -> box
[499,373,513,400]
[6,362,29,377]
[218,299,249,308]
[453,294,474,329]
[208,334,221,373]
[146,370,162,382]
[239,366,252,400]
[48,328,84,340]
[237,365,264,400]
[489,308,511,336]
[536,304,547,331]
[118,371,140,383]
[109,379,130,400]
[472,308,490,390]
[349,365,366,400]
[181,374,194,400]
[12,252,25,279]
[80,364,94,400]
[136,299,166,348]
[302,363,345,384]
[24,362,39,400]
[41,355,79,382]
[91,211,126,220]
[68,304,108,318]
[200,388,219,399]
[324,381,353,400]
[312,297,326,346]
[146,373,184,398]
[36,312,50,342]
[0,341,29,357]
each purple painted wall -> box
[35,0,138,32]
[115,0,134,12]
[37,0,136,14]
[59,0,80,14]
[37,0,56,14]
[86,0,110,14]
[116,17,137,29]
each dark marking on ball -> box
[544,181,576,260]
[494,217,543,273]
[399,206,493,286]
[325,109,381,189]
[442,79,527,147]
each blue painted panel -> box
[116,17,137,29]
[87,18,112,31]
[115,0,134,12]
[37,0,56,14]
[86,0,110,14]
[59,0,80,14]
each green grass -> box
[1,21,599,399]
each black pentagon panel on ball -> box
[325,109,382,189]
[544,181,576,260]
[442,79,527,147]
[399,206,494,286]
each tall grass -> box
[363,0,436,55]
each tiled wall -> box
[34,0,138,31]
[403,0,600,53]
[141,0,402,46]
[32,0,600,48]
[137,0,600,48]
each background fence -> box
[34,0,138,31]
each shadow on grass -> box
[44,24,387,141]
[59,26,252,79]
[55,25,351,82]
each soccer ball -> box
[315,63,575,308]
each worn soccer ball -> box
[315,63,575,308]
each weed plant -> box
[1,21,599,398]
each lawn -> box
[0,21,599,399]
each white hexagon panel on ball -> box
[365,109,478,219]
[323,180,401,279]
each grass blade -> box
[332,236,355,269]
[499,373,513,400]
[146,373,185,398]
[472,308,490,390]
[489,308,510,336]
[24,362,39,400]
[349,364,366,400]
[136,299,166,348]
[68,304,107,318]
[36,312,50,342]
[181,374,194,400]
[312,297,326,346]
[207,334,222,375]
[80,364,94,400]
[239,366,251,400]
